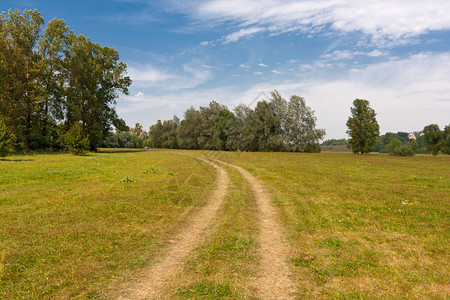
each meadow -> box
[0,150,215,298]
[219,151,450,298]
[0,149,449,298]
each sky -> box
[2,0,450,139]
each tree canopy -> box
[135,90,325,152]
[0,9,131,152]
[346,99,380,154]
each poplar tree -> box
[346,99,380,154]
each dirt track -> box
[116,156,296,299]
[213,158,297,299]
[117,158,229,299]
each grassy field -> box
[218,151,450,298]
[1,149,449,299]
[0,149,215,299]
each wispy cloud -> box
[128,64,210,90]
[321,49,389,60]
[258,63,268,67]
[222,26,264,43]
[172,0,450,46]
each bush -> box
[392,145,415,156]
[0,119,12,158]
[63,124,90,155]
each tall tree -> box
[64,34,131,150]
[229,103,256,151]
[423,124,443,155]
[346,99,380,154]
[285,95,325,152]
[214,109,235,150]
[0,9,44,151]
[178,107,201,149]
[251,100,283,151]
[37,18,71,149]
[0,118,12,157]
[197,101,227,150]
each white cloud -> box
[322,50,359,60]
[321,49,389,60]
[239,64,251,68]
[222,26,264,43]
[128,65,173,83]
[272,70,282,74]
[253,71,263,75]
[178,0,450,46]
[259,63,268,67]
[128,64,210,90]
[367,50,387,57]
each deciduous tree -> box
[423,124,443,155]
[346,99,380,154]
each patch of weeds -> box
[313,267,332,283]
[120,176,137,183]
[178,281,232,299]
[167,172,176,176]
[143,166,159,174]
[291,255,315,267]
[318,237,345,249]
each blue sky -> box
[2,0,450,138]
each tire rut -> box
[117,157,229,299]
[213,158,297,299]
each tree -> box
[346,99,380,154]
[178,107,201,149]
[214,109,235,150]
[441,125,450,155]
[0,9,130,152]
[251,100,283,151]
[0,119,12,157]
[423,124,443,155]
[36,18,71,149]
[285,95,325,152]
[62,123,89,155]
[64,34,131,150]
[0,9,44,151]
[197,101,227,150]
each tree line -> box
[102,90,326,152]
[0,9,131,152]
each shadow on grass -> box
[0,158,33,162]
[98,148,150,154]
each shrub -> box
[63,124,90,156]
[392,145,415,156]
[0,119,12,158]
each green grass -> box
[1,150,449,299]
[0,149,215,299]
[219,151,449,298]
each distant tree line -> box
[101,90,326,152]
[0,9,131,153]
